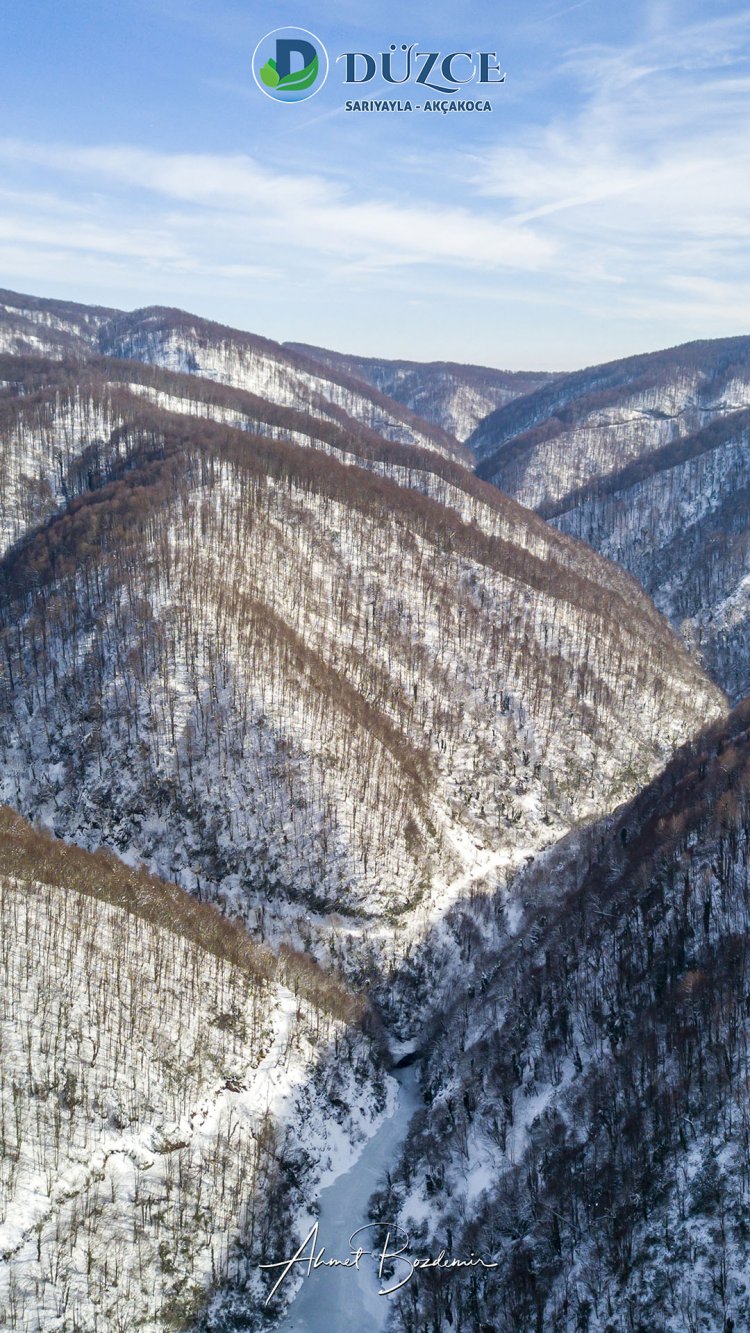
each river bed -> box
[272,1063,422,1333]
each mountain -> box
[0,290,743,1333]
[471,335,750,491]
[0,348,724,1005]
[0,807,384,1333]
[385,697,750,1332]
[472,337,750,700]
[0,350,465,558]
[286,341,556,441]
[547,410,750,704]
[0,289,468,466]
[0,289,117,358]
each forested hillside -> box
[541,410,750,702]
[286,341,555,441]
[472,335,750,496]
[472,336,750,699]
[386,699,750,1332]
[0,810,383,1333]
[1,289,748,1333]
[0,350,723,995]
[0,289,467,464]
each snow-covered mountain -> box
[472,336,750,698]
[0,351,723,997]
[0,808,384,1333]
[287,341,556,441]
[1,290,747,1333]
[0,289,467,466]
[549,410,750,703]
[473,335,750,505]
[0,289,117,358]
[0,351,464,559]
[386,696,750,1332]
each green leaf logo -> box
[260,58,280,89]
[277,53,318,91]
[253,27,328,102]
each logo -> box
[252,26,328,102]
[338,45,504,96]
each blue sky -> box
[2,1,750,368]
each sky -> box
[2,0,750,369]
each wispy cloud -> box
[2,5,750,364]
[0,137,554,292]
[473,11,750,319]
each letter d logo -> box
[253,26,329,102]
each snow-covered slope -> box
[0,296,745,1332]
[551,409,750,702]
[0,809,384,1333]
[473,335,750,502]
[386,698,750,1332]
[100,309,470,464]
[287,341,556,442]
[0,290,468,466]
[0,352,463,558]
[0,358,724,995]
[0,288,116,358]
[472,336,750,699]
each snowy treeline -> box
[285,341,555,441]
[0,378,722,983]
[0,810,383,1333]
[386,701,750,1332]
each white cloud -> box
[1,8,749,362]
[470,11,750,317]
[0,137,554,283]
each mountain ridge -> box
[0,342,724,989]
[0,288,470,466]
[1,286,748,1332]
[285,339,557,441]
[472,334,750,702]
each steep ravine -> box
[271,1065,423,1333]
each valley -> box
[0,289,749,1331]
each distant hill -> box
[287,340,557,441]
[472,335,750,699]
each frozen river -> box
[272,1063,422,1333]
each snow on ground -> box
[0,873,383,1333]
